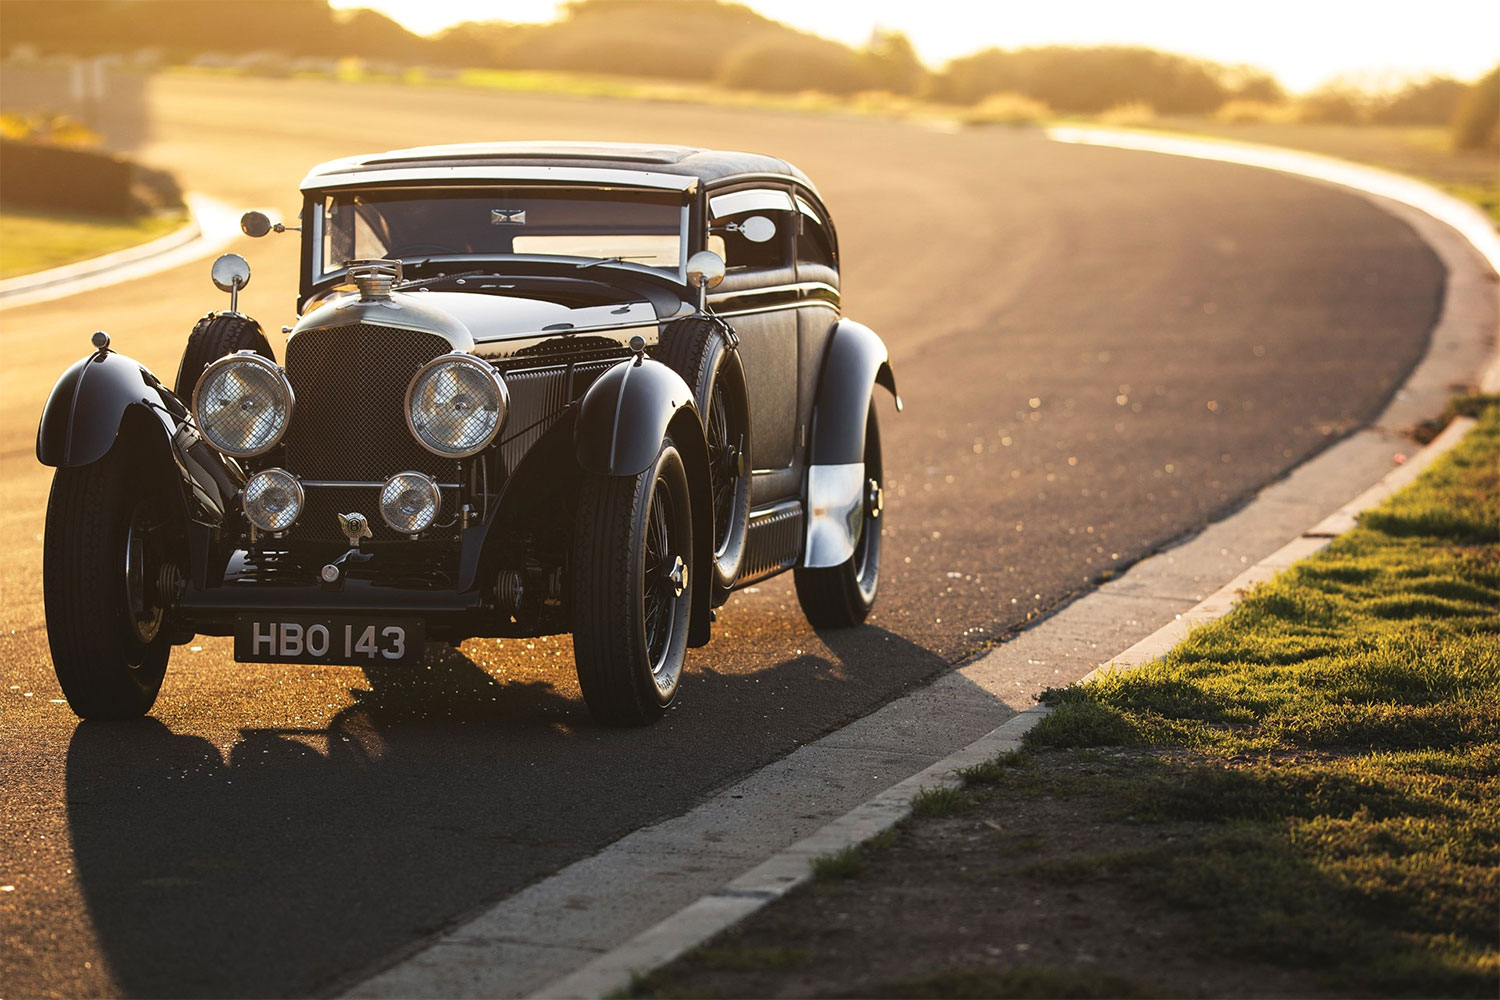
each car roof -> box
[301,141,820,197]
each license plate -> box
[234,615,424,666]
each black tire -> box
[572,434,695,726]
[656,317,750,592]
[794,403,884,628]
[173,311,274,400]
[44,437,177,719]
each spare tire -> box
[173,311,274,401]
[655,317,751,593]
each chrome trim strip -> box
[472,322,658,360]
[298,480,461,489]
[803,461,865,568]
[303,166,701,193]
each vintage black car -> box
[37,142,900,726]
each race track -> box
[0,75,1444,998]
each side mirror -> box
[685,250,725,313]
[685,250,725,291]
[241,210,299,236]
[240,211,272,237]
[737,215,776,243]
[211,253,251,312]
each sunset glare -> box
[330,0,1500,92]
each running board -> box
[736,500,804,586]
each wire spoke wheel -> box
[572,434,694,726]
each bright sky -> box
[330,0,1500,93]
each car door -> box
[706,186,801,504]
[793,189,841,467]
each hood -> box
[293,282,672,361]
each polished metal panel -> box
[803,462,865,568]
[291,290,474,351]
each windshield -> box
[318,186,688,278]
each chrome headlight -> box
[193,351,294,458]
[380,471,440,535]
[406,354,508,458]
[242,468,303,533]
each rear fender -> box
[804,318,900,568]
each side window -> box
[708,188,794,270]
[795,196,836,271]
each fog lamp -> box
[242,468,303,533]
[380,472,440,535]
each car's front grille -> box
[496,360,617,473]
[283,323,454,482]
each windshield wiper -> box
[395,269,488,291]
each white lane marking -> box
[0,193,242,311]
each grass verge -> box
[626,402,1498,998]
[0,208,186,279]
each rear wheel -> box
[174,312,274,400]
[572,434,694,726]
[794,403,883,628]
[656,318,749,593]
[44,438,178,719]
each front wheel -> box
[44,438,177,719]
[572,434,695,726]
[794,403,884,628]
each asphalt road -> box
[0,76,1444,998]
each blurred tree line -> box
[2,0,1494,147]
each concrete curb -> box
[343,134,1499,1000]
[0,192,241,311]
[531,415,1481,1000]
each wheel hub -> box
[866,478,884,519]
[665,555,687,598]
[124,505,165,645]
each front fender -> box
[574,358,701,476]
[37,348,243,522]
[37,349,181,467]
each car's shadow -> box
[64,626,967,998]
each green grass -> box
[1017,404,1500,995]
[909,783,968,816]
[0,208,185,279]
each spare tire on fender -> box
[173,312,275,401]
